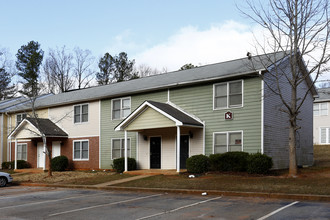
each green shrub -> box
[209,152,249,172]
[1,161,13,169]
[112,157,137,173]
[51,156,69,171]
[1,160,30,169]
[186,154,209,174]
[247,153,273,174]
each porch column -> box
[176,126,181,172]
[43,138,47,171]
[14,139,17,170]
[124,130,128,172]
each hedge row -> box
[1,160,31,169]
[186,152,273,174]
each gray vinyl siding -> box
[263,59,314,169]
[100,90,168,168]
[170,77,262,155]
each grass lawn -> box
[115,168,330,195]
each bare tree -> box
[73,47,95,89]
[135,64,162,77]
[43,46,74,93]
[0,48,16,99]
[241,0,330,176]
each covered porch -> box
[8,118,68,170]
[115,101,205,172]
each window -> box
[112,97,131,120]
[314,103,328,116]
[320,127,330,144]
[73,140,89,160]
[74,104,88,123]
[17,143,27,160]
[16,113,27,125]
[214,131,243,153]
[112,138,131,159]
[214,81,243,109]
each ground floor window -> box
[112,138,131,159]
[213,131,243,153]
[320,127,330,144]
[17,143,27,160]
[73,140,89,160]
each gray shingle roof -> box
[146,101,203,127]
[315,88,330,102]
[6,51,289,112]
[25,118,68,137]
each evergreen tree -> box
[0,68,15,100]
[16,41,44,97]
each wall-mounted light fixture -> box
[189,131,193,139]
[143,135,148,141]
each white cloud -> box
[134,21,261,71]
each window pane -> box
[229,94,242,106]
[113,139,121,149]
[74,115,81,123]
[313,104,319,116]
[113,109,120,119]
[113,100,120,110]
[215,97,227,108]
[229,132,242,152]
[82,113,88,122]
[214,134,227,153]
[74,106,81,123]
[82,105,88,114]
[74,142,81,159]
[113,149,120,159]
[215,84,227,96]
[321,103,328,115]
[122,109,130,118]
[229,81,242,94]
[122,98,130,108]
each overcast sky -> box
[0,0,329,84]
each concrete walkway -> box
[93,175,154,187]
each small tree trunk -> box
[288,122,298,176]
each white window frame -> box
[314,103,328,116]
[213,80,244,110]
[111,138,131,160]
[73,103,89,124]
[16,113,27,126]
[111,97,131,120]
[17,143,27,161]
[213,131,244,153]
[320,127,330,144]
[73,140,89,161]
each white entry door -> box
[37,143,45,169]
[52,141,61,158]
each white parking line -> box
[0,192,105,210]
[49,194,163,217]
[257,201,299,220]
[136,196,223,220]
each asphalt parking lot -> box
[0,186,329,220]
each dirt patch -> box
[12,171,115,184]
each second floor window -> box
[314,103,328,116]
[112,97,131,120]
[74,104,88,123]
[214,80,243,109]
[16,113,27,126]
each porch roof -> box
[8,118,68,139]
[115,101,204,131]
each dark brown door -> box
[180,135,189,169]
[150,137,161,169]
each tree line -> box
[0,41,176,100]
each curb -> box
[14,182,330,202]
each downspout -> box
[259,70,264,154]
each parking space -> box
[0,186,329,219]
